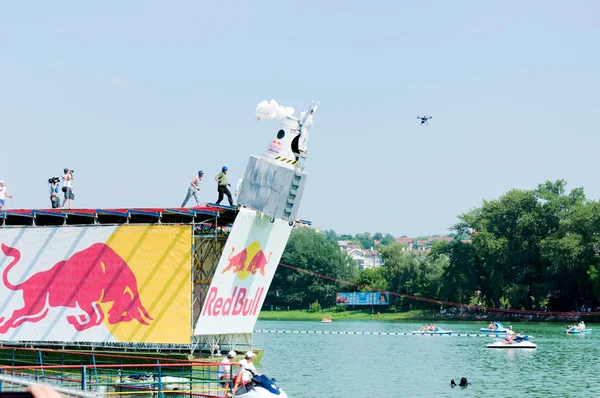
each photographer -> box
[48,176,61,209]
[61,168,75,209]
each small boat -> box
[487,335,536,349]
[412,328,452,335]
[480,321,507,333]
[321,318,332,323]
[565,328,592,334]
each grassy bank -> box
[258,310,425,321]
[258,310,600,323]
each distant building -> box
[339,242,383,270]
[294,218,313,228]
[394,237,413,251]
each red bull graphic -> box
[221,241,272,279]
[195,208,293,335]
[0,243,153,334]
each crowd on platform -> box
[0,166,244,211]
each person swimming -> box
[451,378,470,387]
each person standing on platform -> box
[181,170,204,207]
[0,180,13,210]
[215,166,233,206]
[48,176,61,209]
[61,168,75,209]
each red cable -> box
[278,262,600,317]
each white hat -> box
[227,350,236,358]
[245,351,256,358]
[0,180,4,184]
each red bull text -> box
[201,286,264,316]
[0,243,153,334]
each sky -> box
[0,1,598,237]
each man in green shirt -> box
[215,166,233,206]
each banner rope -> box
[277,262,600,317]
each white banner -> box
[194,208,292,335]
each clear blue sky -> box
[1,1,598,237]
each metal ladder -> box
[283,154,307,221]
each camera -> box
[48,176,60,184]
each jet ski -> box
[231,368,288,397]
[480,321,507,333]
[487,335,536,349]
[412,328,452,335]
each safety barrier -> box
[254,329,509,337]
[0,347,232,397]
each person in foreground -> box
[29,384,61,398]
[219,350,241,395]
[231,351,258,395]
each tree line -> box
[265,180,600,312]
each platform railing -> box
[0,356,232,397]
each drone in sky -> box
[418,115,432,126]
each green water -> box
[254,320,600,398]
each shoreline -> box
[258,310,600,323]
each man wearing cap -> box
[0,180,13,210]
[215,166,233,206]
[218,350,241,394]
[232,351,258,394]
[181,170,204,207]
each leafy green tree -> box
[381,233,395,246]
[451,180,600,311]
[323,229,338,243]
[355,232,375,249]
[267,228,358,309]
[353,268,388,292]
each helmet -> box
[198,170,204,176]
[222,166,228,172]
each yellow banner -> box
[101,225,191,344]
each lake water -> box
[253,320,600,398]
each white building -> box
[345,247,383,270]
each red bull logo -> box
[220,241,272,280]
[201,241,272,317]
[0,243,153,334]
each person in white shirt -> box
[218,350,240,392]
[0,180,13,210]
[181,170,204,207]
[61,168,75,209]
[504,326,516,343]
[233,351,258,393]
